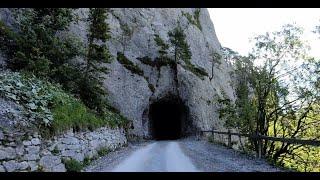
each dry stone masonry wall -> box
[0,127,127,172]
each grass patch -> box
[117,52,144,76]
[208,135,214,143]
[65,147,119,171]
[82,156,92,167]
[43,93,128,137]
[97,147,110,157]
[63,159,83,172]
[51,146,60,155]
[51,99,127,134]
[51,98,105,134]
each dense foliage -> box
[0,71,55,127]
[217,24,320,172]
[0,71,128,137]
[0,9,84,91]
[63,158,83,172]
[79,8,113,114]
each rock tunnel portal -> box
[149,96,189,140]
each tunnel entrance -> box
[149,96,188,140]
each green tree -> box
[249,24,319,160]
[209,50,222,81]
[0,8,83,92]
[167,23,208,79]
[167,23,192,90]
[218,24,320,171]
[168,24,192,64]
[217,48,257,151]
[80,8,112,114]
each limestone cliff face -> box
[0,8,236,138]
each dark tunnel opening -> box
[149,97,188,140]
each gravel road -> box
[84,138,282,172]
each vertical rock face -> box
[0,8,236,139]
[99,8,235,138]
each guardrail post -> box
[212,131,214,141]
[256,133,262,159]
[228,129,232,148]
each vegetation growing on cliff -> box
[154,34,170,58]
[168,24,208,80]
[63,158,83,172]
[0,71,128,137]
[182,8,202,31]
[117,52,144,76]
[138,56,175,69]
[209,50,222,81]
[80,8,112,114]
[117,53,158,93]
[119,23,134,53]
[138,34,175,70]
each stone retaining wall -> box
[0,127,127,172]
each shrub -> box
[138,56,175,69]
[51,146,60,155]
[139,56,154,66]
[63,159,83,172]
[97,147,110,156]
[82,157,92,167]
[0,9,117,118]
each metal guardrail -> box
[199,129,320,158]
